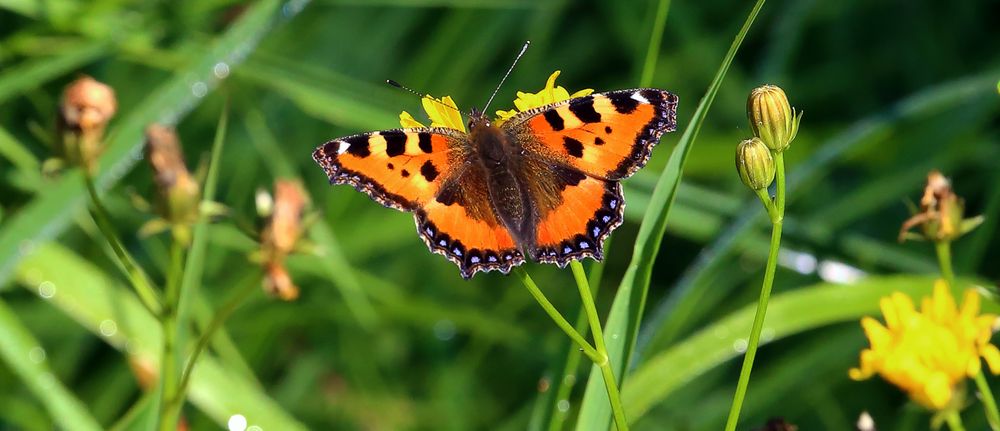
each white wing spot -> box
[631,92,649,104]
[336,141,350,154]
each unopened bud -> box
[57,76,117,170]
[145,125,200,229]
[736,137,775,191]
[747,85,800,152]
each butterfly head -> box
[467,107,493,132]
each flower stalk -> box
[725,84,798,430]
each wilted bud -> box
[899,170,983,243]
[736,137,775,191]
[262,180,308,256]
[145,125,201,236]
[259,180,309,301]
[264,262,299,301]
[747,85,801,152]
[56,76,117,170]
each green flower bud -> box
[735,137,775,191]
[747,85,801,152]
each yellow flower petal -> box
[982,344,1000,374]
[399,111,426,128]
[494,70,594,126]
[421,95,466,132]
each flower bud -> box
[145,125,201,229]
[264,262,299,301]
[56,76,117,170]
[735,137,775,191]
[258,180,309,301]
[747,85,800,152]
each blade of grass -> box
[621,274,999,422]
[0,125,43,188]
[159,104,229,427]
[0,298,103,431]
[0,39,106,104]
[0,0,298,286]
[15,242,308,430]
[575,1,766,429]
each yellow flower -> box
[495,70,592,123]
[399,95,466,132]
[850,280,1000,410]
[396,71,593,130]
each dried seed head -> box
[144,125,200,228]
[57,76,117,170]
[899,170,981,243]
[264,262,299,301]
[262,180,308,256]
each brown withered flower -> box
[144,125,201,244]
[56,76,117,171]
[259,180,309,300]
[899,171,982,243]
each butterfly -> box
[313,88,678,278]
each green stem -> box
[724,151,785,431]
[171,271,261,411]
[946,410,967,431]
[82,171,162,315]
[975,370,1000,431]
[155,239,185,431]
[570,261,628,431]
[935,240,956,287]
[753,187,777,220]
[639,0,672,86]
[513,268,601,364]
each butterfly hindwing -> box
[312,128,461,210]
[518,157,624,264]
[505,89,678,180]
[416,165,525,278]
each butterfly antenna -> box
[386,79,461,114]
[482,40,530,113]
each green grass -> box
[1,0,999,430]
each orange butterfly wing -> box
[313,128,522,278]
[504,89,678,264]
[507,89,678,180]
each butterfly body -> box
[314,88,678,278]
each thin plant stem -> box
[639,0,671,86]
[82,171,161,315]
[935,240,956,287]
[547,242,610,431]
[171,271,262,410]
[513,268,601,364]
[156,239,185,431]
[975,356,1000,430]
[724,151,786,431]
[946,410,967,431]
[570,261,628,431]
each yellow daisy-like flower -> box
[495,70,593,123]
[849,280,1000,410]
[398,71,592,131]
[399,95,466,132]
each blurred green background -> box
[1,0,999,430]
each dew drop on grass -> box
[38,281,55,299]
[733,338,748,353]
[247,426,262,431]
[213,62,231,79]
[99,319,118,337]
[557,399,571,413]
[761,327,775,342]
[28,347,46,363]
[228,414,247,431]
[191,81,208,98]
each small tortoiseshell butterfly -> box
[313,80,678,278]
